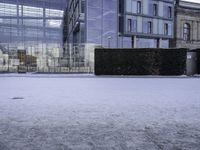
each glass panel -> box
[0,2,17,16]
[45,9,63,17]
[24,28,43,37]
[0,18,17,25]
[127,19,132,32]
[137,1,142,14]
[126,0,132,12]
[23,6,43,17]
[23,19,43,27]
[46,20,62,28]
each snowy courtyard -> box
[0,74,200,150]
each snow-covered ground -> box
[0,75,200,150]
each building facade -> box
[65,0,174,49]
[170,0,200,49]
[0,0,67,57]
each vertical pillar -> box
[157,38,162,48]
[198,21,200,41]
[191,21,194,42]
[43,5,46,43]
[17,0,19,39]
[133,35,137,48]
[21,3,24,50]
[43,3,46,69]
[193,21,198,42]
[132,36,137,48]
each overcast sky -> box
[184,0,200,3]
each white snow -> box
[0,75,200,150]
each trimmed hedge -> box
[190,49,200,74]
[197,49,200,74]
[95,48,187,75]
[160,49,187,75]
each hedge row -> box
[95,48,187,75]
[160,49,187,75]
[190,49,200,74]
[197,49,200,74]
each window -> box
[168,6,172,18]
[132,20,137,32]
[119,0,123,14]
[81,0,85,13]
[126,0,132,12]
[119,16,123,33]
[153,4,158,16]
[0,3,17,16]
[127,19,132,32]
[183,23,190,41]
[147,21,152,34]
[131,36,135,48]
[23,6,43,17]
[46,9,64,17]
[23,19,43,27]
[46,20,62,28]
[164,23,168,35]
[137,1,142,14]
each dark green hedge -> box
[159,49,187,75]
[95,48,187,75]
[197,49,200,74]
[190,49,200,74]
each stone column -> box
[133,36,137,48]
[157,38,162,48]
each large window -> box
[81,0,85,13]
[168,6,172,18]
[147,21,152,34]
[183,23,190,41]
[46,20,62,28]
[0,1,65,52]
[126,0,132,12]
[127,18,137,33]
[119,16,123,33]
[163,4,173,19]
[23,6,43,17]
[127,19,132,32]
[153,4,158,16]
[137,1,142,14]
[164,23,169,35]
[46,9,64,17]
[0,3,17,16]
[23,19,43,27]
[24,28,43,38]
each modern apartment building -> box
[0,0,67,57]
[65,0,174,49]
[170,0,200,49]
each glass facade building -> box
[0,0,67,57]
[65,0,174,49]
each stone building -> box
[170,0,200,49]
